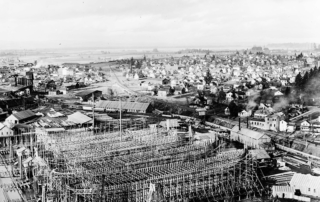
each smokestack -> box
[239,118,241,131]
[247,117,249,128]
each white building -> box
[0,123,14,140]
[238,110,252,118]
[279,120,287,132]
[272,186,294,199]
[230,125,271,149]
[287,122,296,133]
[254,109,270,119]
[267,114,280,132]
[158,91,167,97]
[290,173,320,198]
[301,120,311,131]
[5,110,36,125]
[58,67,74,76]
[249,118,269,131]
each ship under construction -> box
[2,118,265,202]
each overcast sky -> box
[0,0,319,50]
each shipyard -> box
[1,0,320,202]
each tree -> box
[136,61,141,69]
[217,89,226,103]
[137,70,144,78]
[204,69,213,84]
[295,73,302,91]
[301,71,309,90]
[169,86,175,95]
[153,87,158,96]
[309,68,314,80]
[228,100,239,118]
[211,55,215,61]
[107,88,114,97]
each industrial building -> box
[5,110,37,125]
[95,100,152,113]
[75,89,102,102]
[230,125,271,149]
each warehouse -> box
[95,100,151,113]
[5,110,37,125]
[290,173,320,198]
[230,125,271,149]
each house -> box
[0,123,14,149]
[274,91,283,96]
[301,120,311,131]
[162,78,170,85]
[225,107,230,116]
[266,114,280,132]
[290,173,320,198]
[5,110,37,125]
[287,122,296,133]
[226,92,234,101]
[48,91,57,96]
[230,125,271,149]
[0,123,13,137]
[157,90,167,97]
[238,110,252,118]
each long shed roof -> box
[96,100,150,111]
[75,90,102,97]
[290,173,320,189]
[231,125,267,140]
[12,110,36,121]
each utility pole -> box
[100,175,105,202]
[92,92,95,134]
[120,98,122,141]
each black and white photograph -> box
[0,0,320,201]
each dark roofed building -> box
[75,90,102,102]
[5,110,37,124]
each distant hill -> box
[267,43,316,50]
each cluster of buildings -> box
[0,48,320,201]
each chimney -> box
[247,117,249,128]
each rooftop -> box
[12,110,36,121]
[231,125,266,140]
[67,111,92,124]
[96,100,150,111]
[75,89,102,97]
